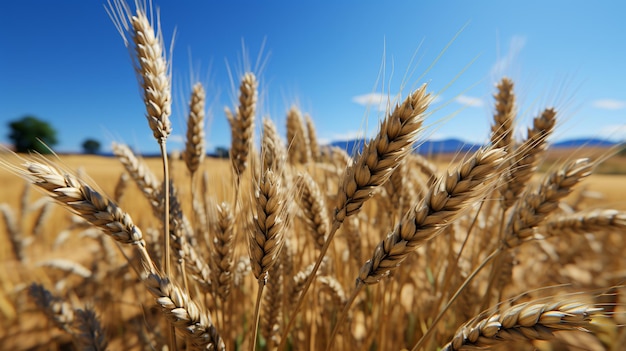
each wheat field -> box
[1,1,626,350]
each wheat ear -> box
[29,283,75,334]
[286,106,310,165]
[211,201,235,305]
[305,114,321,162]
[118,4,173,142]
[296,172,330,250]
[230,72,258,179]
[505,158,593,247]
[499,108,556,209]
[145,273,225,350]
[335,84,431,222]
[490,77,516,152]
[441,300,603,350]
[74,307,109,351]
[261,118,288,176]
[0,204,23,261]
[113,172,129,203]
[542,209,626,237]
[250,169,288,280]
[183,82,206,176]
[112,142,161,208]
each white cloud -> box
[353,92,443,112]
[491,35,527,77]
[592,99,626,110]
[455,95,484,107]
[352,93,390,112]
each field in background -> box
[1,147,626,349]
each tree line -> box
[7,115,100,154]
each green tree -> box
[8,116,58,154]
[215,146,229,158]
[81,138,101,155]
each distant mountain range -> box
[91,137,621,158]
[329,137,622,155]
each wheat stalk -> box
[261,262,283,350]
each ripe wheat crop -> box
[1,1,625,350]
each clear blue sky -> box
[1,1,625,154]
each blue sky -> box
[1,1,625,154]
